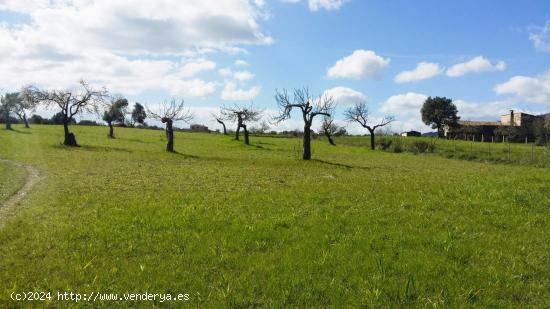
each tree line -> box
[7,81,491,160]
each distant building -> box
[401,130,421,137]
[189,124,210,132]
[444,110,544,141]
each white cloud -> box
[280,0,346,11]
[454,99,516,120]
[322,87,366,106]
[394,62,443,83]
[0,0,49,14]
[234,59,249,66]
[326,50,390,80]
[218,67,256,82]
[221,82,260,100]
[218,67,234,78]
[446,56,506,77]
[308,0,346,11]
[495,71,550,105]
[233,70,255,81]
[529,21,550,52]
[178,59,216,78]
[379,92,428,116]
[0,0,271,96]
[0,1,272,55]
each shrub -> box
[376,138,393,151]
[410,141,430,153]
[392,140,404,153]
[427,140,436,153]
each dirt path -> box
[0,159,41,221]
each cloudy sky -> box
[0,0,549,133]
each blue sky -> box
[0,0,549,132]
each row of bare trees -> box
[272,87,395,160]
[3,82,395,159]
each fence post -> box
[508,137,511,161]
[453,138,456,156]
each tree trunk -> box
[108,122,114,138]
[243,125,249,145]
[369,128,375,150]
[4,110,12,130]
[23,114,29,128]
[235,125,240,140]
[324,130,335,146]
[165,120,174,152]
[63,119,78,146]
[217,119,227,135]
[303,124,311,160]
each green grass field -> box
[1,124,549,307]
[0,162,26,204]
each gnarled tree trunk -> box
[368,128,375,150]
[63,119,78,146]
[4,110,12,130]
[324,130,335,146]
[163,118,174,152]
[235,120,242,140]
[108,122,114,138]
[23,114,29,128]
[217,119,227,135]
[243,125,249,145]
[303,124,312,160]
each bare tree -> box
[212,111,228,135]
[258,121,270,134]
[22,80,107,146]
[320,115,337,146]
[221,105,262,145]
[102,95,129,138]
[274,88,334,160]
[345,102,395,150]
[148,99,193,152]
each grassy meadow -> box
[0,124,549,307]
[0,161,26,204]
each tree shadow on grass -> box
[50,144,132,153]
[256,141,275,146]
[118,137,154,144]
[312,159,373,170]
[247,144,266,149]
[9,128,32,135]
[80,145,133,153]
[170,151,201,159]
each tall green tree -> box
[102,96,129,138]
[421,96,459,137]
[15,90,38,128]
[131,103,147,126]
[0,92,21,130]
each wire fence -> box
[335,135,550,168]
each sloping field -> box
[0,125,549,307]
